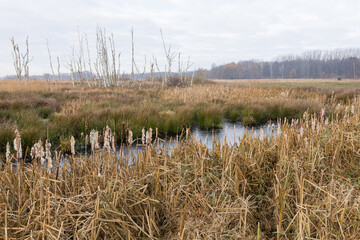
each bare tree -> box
[84,33,96,87]
[57,57,61,82]
[46,39,55,85]
[184,56,193,84]
[150,62,155,85]
[160,29,176,85]
[134,55,147,89]
[11,36,31,82]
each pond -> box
[117,121,278,160]
[11,121,278,172]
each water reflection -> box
[121,121,277,160]
[192,121,276,148]
[10,122,277,172]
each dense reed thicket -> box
[0,97,359,239]
[0,79,354,156]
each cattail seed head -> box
[112,133,116,153]
[259,128,264,141]
[299,126,304,138]
[321,108,326,119]
[6,142,10,162]
[325,117,329,126]
[103,125,112,151]
[70,136,75,155]
[141,128,145,145]
[13,129,22,159]
[128,129,133,145]
[146,128,152,145]
[303,111,307,120]
[90,130,99,152]
[32,139,45,164]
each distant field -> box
[214,78,360,89]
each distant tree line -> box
[208,48,360,79]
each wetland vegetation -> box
[0,79,360,239]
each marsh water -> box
[118,121,277,160]
[13,121,277,171]
[192,121,276,147]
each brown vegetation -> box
[1,79,358,157]
[0,99,359,238]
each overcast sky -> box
[1,0,359,76]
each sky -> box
[0,0,360,76]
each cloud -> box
[0,0,359,75]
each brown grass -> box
[0,99,359,239]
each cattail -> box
[146,128,152,145]
[90,130,99,152]
[6,142,10,162]
[259,128,264,141]
[70,136,75,155]
[85,134,88,151]
[324,117,329,126]
[321,108,325,119]
[155,128,158,139]
[32,139,44,164]
[303,111,307,120]
[13,128,22,160]
[112,133,116,153]
[30,146,35,159]
[45,139,52,170]
[141,128,145,145]
[103,126,112,151]
[128,129,133,145]
[311,118,316,131]
[39,140,45,164]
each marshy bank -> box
[0,79,354,156]
[0,101,359,239]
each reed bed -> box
[0,99,359,239]
[0,79,348,154]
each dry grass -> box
[1,79,340,154]
[0,98,359,239]
[213,78,360,89]
[0,79,73,92]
